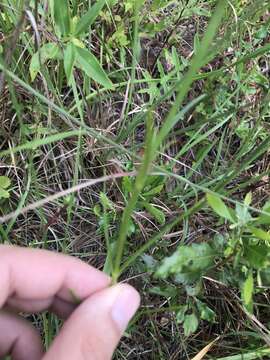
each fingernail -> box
[111,285,140,332]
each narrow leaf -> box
[206,193,234,222]
[243,271,254,312]
[64,43,76,85]
[74,0,106,36]
[248,226,270,242]
[54,0,71,36]
[75,47,113,89]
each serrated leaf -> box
[0,176,11,189]
[30,43,60,81]
[100,192,114,210]
[206,193,234,222]
[143,184,164,197]
[64,43,76,85]
[183,313,199,337]
[143,202,165,225]
[74,0,106,36]
[0,188,10,199]
[75,47,113,89]
[54,0,71,36]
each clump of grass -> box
[0,0,270,358]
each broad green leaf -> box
[0,176,11,189]
[176,305,188,323]
[156,243,215,284]
[206,193,234,222]
[242,272,253,312]
[243,243,269,269]
[143,202,165,225]
[64,43,76,85]
[30,43,60,81]
[74,0,106,36]
[183,313,199,337]
[196,300,215,322]
[248,226,270,242]
[75,47,113,89]
[54,0,71,36]
[0,188,10,199]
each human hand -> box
[0,245,140,360]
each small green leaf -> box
[143,202,165,225]
[74,0,106,36]
[143,184,164,197]
[100,192,114,210]
[0,176,11,189]
[30,43,60,81]
[122,176,133,195]
[242,271,254,312]
[206,193,234,222]
[54,0,71,36]
[141,254,157,270]
[196,300,216,322]
[244,192,252,206]
[183,313,199,337]
[64,43,76,85]
[75,47,113,89]
[176,305,188,323]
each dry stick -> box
[0,1,29,95]
[0,171,136,224]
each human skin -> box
[0,245,140,360]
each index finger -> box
[0,245,111,307]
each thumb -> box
[44,284,140,360]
